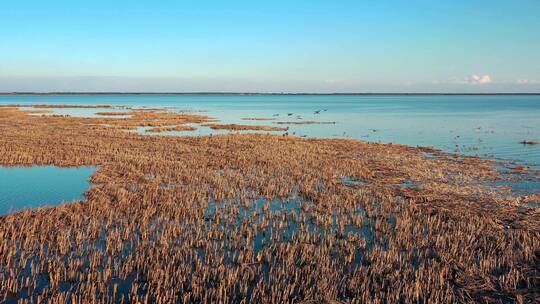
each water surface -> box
[0,165,96,215]
[2,94,538,165]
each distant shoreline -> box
[1,92,539,96]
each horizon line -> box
[1,92,540,96]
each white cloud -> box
[517,79,540,85]
[434,75,494,85]
[469,74,492,84]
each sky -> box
[1,0,539,93]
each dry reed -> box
[0,106,538,303]
[202,123,288,131]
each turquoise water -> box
[0,166,96,216]
[2,94,539,165]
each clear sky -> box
[1,0,539,93]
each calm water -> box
[1,94,538,165]
[0,166,95,215]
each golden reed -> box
[0,106,538,303]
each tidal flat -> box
[0,106,538,303]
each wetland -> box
[0,96,538,303]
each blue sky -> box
[1,0,539,92]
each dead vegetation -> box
[70,110,214,131]
[95,112,133,116]
[202,123,288,131]
[145,125,197,133]
[0,107,538,303]
[521,193,540,203]
[0,104,114,109]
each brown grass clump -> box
[25,109,53,114]
[521,193,540,203]
[146,125,197,132]
[64,109,214,131]
[203,123,288,131]
[95,112,133,116]
[0,107,538,303]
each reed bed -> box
[0,107,538,303]
[202,123,288,131]
[145,125,197,133]
[521,193,540,203]
[95,112,133,116]
[0,104,114,109]
[73,110,214,131]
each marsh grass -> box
[202,123,288,132]
[0,107,538,303]
[145,125,198,133]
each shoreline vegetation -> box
[145,125,198,133]
[202,123,288,131]
[0,105,538,303]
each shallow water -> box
[2,94,538,165]
[0,165,96,215]
[205,196,376,255]
[1,94,539,197]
